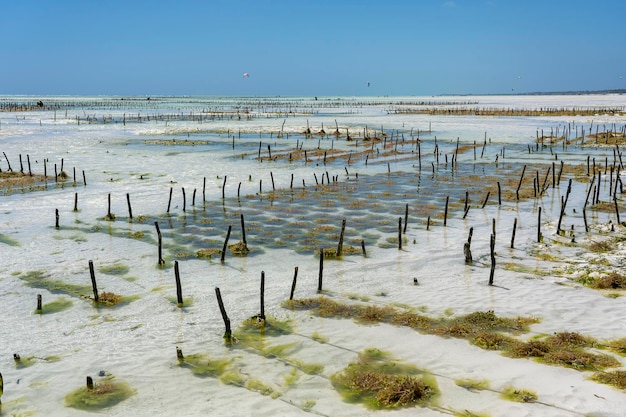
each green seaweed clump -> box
[178,351,232,378]
[65,376,135,411]
[592,370,626,390]
[99,263,130,276]
[38,298,73,314]
[500,385,537,403]
[331,348,439,409]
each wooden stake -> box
[55,208,59,228]
[337,219,346,256]
[221,225,232,263]
[167,187,173,213]
[443,196,449,226]
[404,203,409,233]
[86,376,94,390]
[516,165,526,200]
[155,221,165,265]
[174,261,183,307]
[537,207,542,243]
[74,193,78,212]
[36,294,42,313]
[222,176,227,199]
[318,247,324,293]
[89,260,98,302]
[488,234,495,285]
[215,287,232,341]
[182,187,186,212]
[398,217,403,249]
[289,267,298,300]
[126,193,132,220]
[511,218,517,249]
[260,271,266,321]
[240,214,247,246]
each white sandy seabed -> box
[0,95,626,416]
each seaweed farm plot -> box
[1,95,626,417]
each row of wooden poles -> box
[1,152,86,186]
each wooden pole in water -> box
[222,176,227,199]
[260,271,266,321]
[481,192,490,209]
[174,261,183,307]
[289,267,298,300]
[86,376,94,390]
[497,182,501,205]
[126,193,132,220]
[556,179,572,234]
[444,196,449,226]
[36,294,42,313]
[488,234,495,285]
[404,203,409,233]
[203,177,206,202]
[74,193,78,212]
[182,187,186,212]
[89,260,99,302]
[615,196,621,224]
[215,287,232,340]
[240,214,247,246]
[537,207,542,243]
[516,165,527,200]
[82,170,86,186]
[55,208,59,228]
[511,218,517,248]
[398,217,403,249]
[318,247,324,293]
[337,219,346,256]
[221,225,232,263]
[27,155,32,176]
[167,187,173,213]
[155,221,165,265]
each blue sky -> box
[1,0,625,96]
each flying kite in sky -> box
[243,72,250,78]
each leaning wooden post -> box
[36,294,42,314]
[73,192,78,212]
[511,218,517,249]
[317,247,324,293]
[174,261,183,307]
[240,214,247,246]
[126,193,133,220]
[403,203,409,233]
[443,196,449,226]
[289,267,298,300]
[497,182,502,205]
[215,287,232,341]
[556,179,572,234]
[167,187,173,213]
[55,208,59,229]
[89,260,99,302]
[221,225,232,263]
[82,170,86,186]
[181,187,186,212]
[615,196,621,224]
[488,234,496,285]
[222,176,227,199]
[337,219,346,256]
[361,239,366,257]
[259,271,266,321]
[516,165,527,200]
[155,221,165,265]
[86,376,94,390]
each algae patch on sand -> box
[65,376,135,411]
[331,348,439,409]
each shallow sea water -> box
[1,95,626,416]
